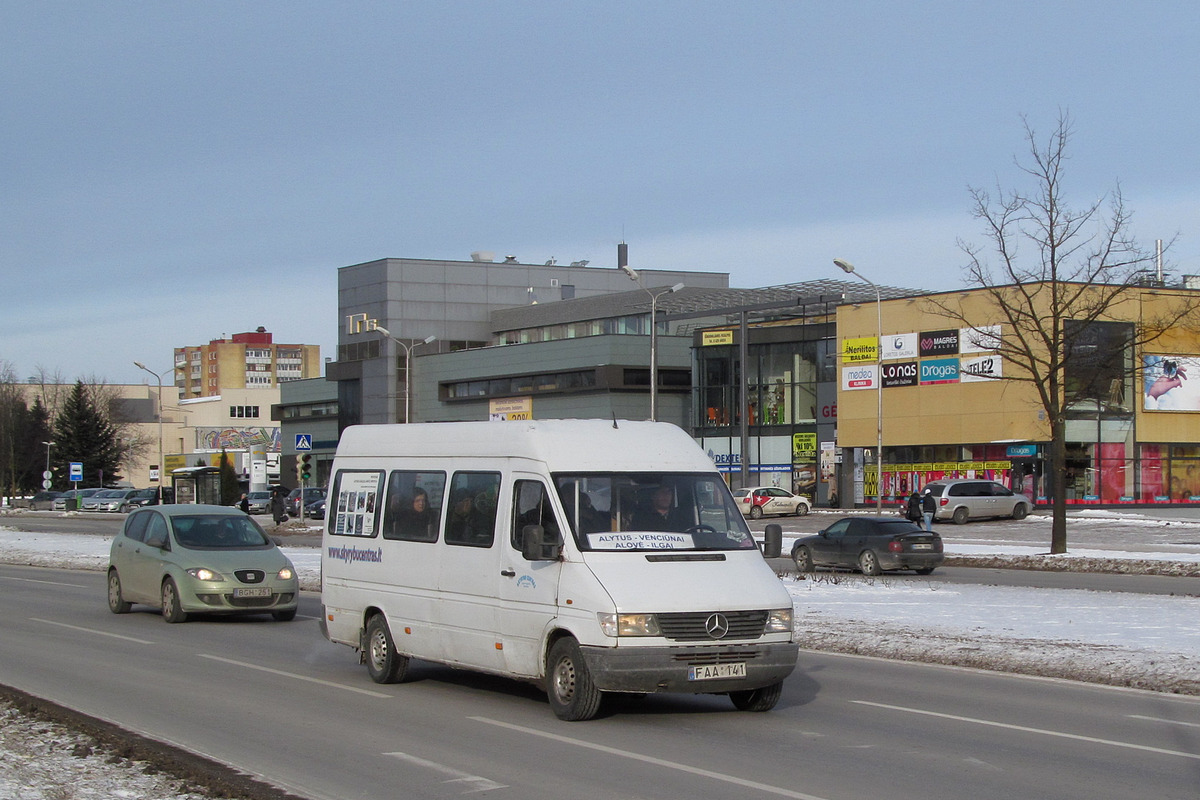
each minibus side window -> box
[382,470,446,542]
[511,480,564,550]
[327,469,384,537]
[444,472,501,547]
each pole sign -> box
[69,462,83,482]
[295,434,312,451]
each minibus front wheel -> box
[365,614,410,684]
[546,637,603,721]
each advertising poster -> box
[960,324,1002,353]
[880,360,918,388]
[1143,355,1200,411]
[920,357,960,385]
[919,329,959,357]
[842,336,878,364]
[880,332,918,361]
[961,354,1003,382]
[334,472,381,537]
[841,364,878,391]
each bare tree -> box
[929,113,1200,553]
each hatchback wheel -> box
[859,550,881,576]
[748,505,763,520]
[161,578,188,623]
[107,570,132,614]
[795,503,809,517]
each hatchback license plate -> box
[233,587,271,598]
[911,543,932,550]
[688,663,747,681]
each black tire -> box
[161,578,188,623]
[792,546,814,572]
[272,608,297,622]
[365,614,409,684]
[1011,503,1029,521]
[107,570,131,614]
[859,550,881,577]
[952,506,970,525]
[795,503,809,517]
[730,681,783,712]
[546,637,603,721]
[749,505,763,520]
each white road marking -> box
[471,716,832,800]
[198,654,391,698]
[1127,714,1200,729]
[31,618,154,644]
[384,752,507,793]
[4,575,87,587]
[854,701,1200,760]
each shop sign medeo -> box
[841,364,878,391]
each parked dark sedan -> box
[791,516,944,576]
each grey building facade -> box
[330,254,730,427]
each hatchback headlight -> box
[277,567,295,581]
[187,568,224,582]
[598,612,661,637]
[765,608,793,634]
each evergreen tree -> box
[218,449,240,506]
[52,381,123,489]
[15,397,54,494]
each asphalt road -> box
[2,563,1199,800]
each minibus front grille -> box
[645,554,727,562]
[671,647,762,665]
[657,610,769,641]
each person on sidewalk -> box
[920,488,937,532]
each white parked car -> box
[733,486,811,519]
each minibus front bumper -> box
[580,642,799,694]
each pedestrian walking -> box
[920,488,936,532]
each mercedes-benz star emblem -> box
[705,613,730,639]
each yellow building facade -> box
[835,284,1200,506]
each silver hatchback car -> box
[922,479,1033,524]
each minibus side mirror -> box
[761,523,782,559]
[521,524,562,562]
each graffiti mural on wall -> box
[197,427,281,452]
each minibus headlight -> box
[597,613,662,637]
[765,608,793,634]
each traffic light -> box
[300,453,313,482]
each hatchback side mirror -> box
[146,533,167,549]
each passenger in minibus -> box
[631,483,690,532]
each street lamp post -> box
[374,327,437,423]
[133,362,165,503]
[834,258,884,514]
[620,265,684,421]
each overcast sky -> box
[5,2,1200,386]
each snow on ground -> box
[1,513,1200,798]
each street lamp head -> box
[669,282,685,293]
[620,265,640,281]
[421,335,437,345]
[374,326,392,338]
[133,361,146,370]
[834,258,856,275]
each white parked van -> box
[319,419,798,721]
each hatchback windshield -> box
[553,472,754,552]
[171,514,272,549]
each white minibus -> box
[319,419,797,721]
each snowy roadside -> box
[1,519,1200,800]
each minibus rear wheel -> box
[546,637,603,721]
[365,614,409,684]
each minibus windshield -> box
[553,473,755,552]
